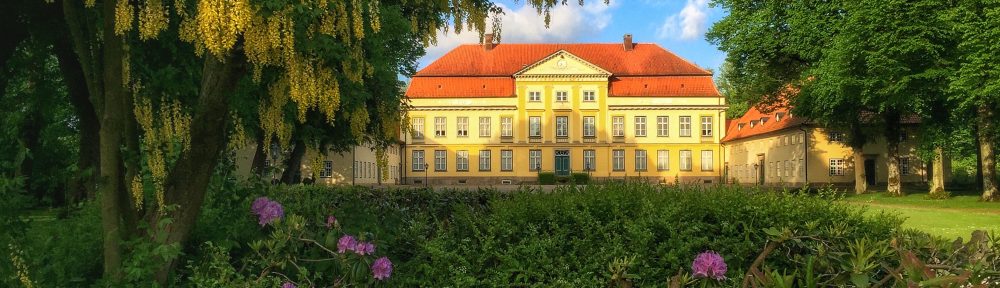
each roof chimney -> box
[623,34,634,51]
[484,33,495,51]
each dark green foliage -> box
[538,172,557,185]
[571,172,590,184]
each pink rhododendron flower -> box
[354,242,375,255]
[371,257,393,280]
[325,215,337,228]
[337,235,357,253]
[250,197,284,226]
[692,251,727,280]
[281,282,296,288]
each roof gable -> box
[514,50,611,77]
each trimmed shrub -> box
[537,172,556,185]
[571,172,590,184]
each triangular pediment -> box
[514,50,612,77]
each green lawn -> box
[842,190,1000,240]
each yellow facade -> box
[233,143,403,185]
[403,51,726,185]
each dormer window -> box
[775,112,785,121]
[759,117,770,124]
[749,120,758,128]
[737,123,745,130]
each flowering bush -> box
[691,251,727,281]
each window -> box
[320,161,333,178]
[657,150,670,171]
[800,159,805,176]
[900,157,910,175]
[501,150,513,171]
[583,116,596,137]
[776,161,782,177]
[529,117,542,137]
[583,150,596,171]
[679,116,692,137]
[457,117,469,137]
[635,150,647,171]
[612,149,625,171]
[828,132,845,142]
[456,151,469,171]
[501,117,513,137]
[434,150,447,171]
[479,150,491,171]
[829,158,845,176]
[556,116,569,137]
[583,90,596,102]
[657,116,669,137]
[680,150,693,171]
[529,150,542,171]
[785,160,791,177]
[555,91,568,102]
[634,116,647,137]
[434,117,446,137]
[701,116,713,137]
[411,151,425,171]
[479,117,491,137]
[612,116,625,137]
[701,150,713,171]
[411,118,424,139]
[529,91,541,102]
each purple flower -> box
[325,215,337,229]
[371,257,393,280]
[337,235,357,253]
[251,197,284,226]
[354,242,375,255]
[281,282,296,288]
[691,251,727,280]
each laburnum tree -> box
[49,0,599,284]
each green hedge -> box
[537,172,556,184]
[571,172,590,184]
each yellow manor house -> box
[402,35,727,185]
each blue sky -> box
[417,0,728,74]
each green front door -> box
[555,150,570,176]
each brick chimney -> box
[623,34,634,51]
[484,33,495,50]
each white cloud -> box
[419,1,617,68]
[656,0,709,40]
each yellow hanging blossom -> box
[114,0,134,35]
[138,0,169,40]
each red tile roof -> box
[721,105,808,143]
[417,43,712,76]
[609,76,720,97]
[406,77,515,98]
[408,43,719,98]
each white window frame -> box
[900,157,910,175]
[501,117,513,137]
[479,150,491,171]
[411,118,424,139]
[612,116,625,137]
[635,150,647,171]
[701,116,713,137]
[529,150,542,171]
[434,117,446,137]
[501,150,513,171]
[657,116,669,137]
[583,116,596,137]
[434,150,447,171]
[412,150,425,171]
[529,91,541,102]
[680,150,693,171]
[529,116,542,137]
[612,149,625,171]
[456,150,469,171]
[582,90,596,102]
[657,150,670,171]
[479,117,491,137]
[457,117,469,137]
[829,158,845,176]
[634,116,647,137]
[679,116,692,137]
[320,160,333,178]
[583,150,596,171]
[555,91,568,102]
[556,116,569,137]
[701,150,713,171]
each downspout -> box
[352,146,356,186]
[799,126,809,184]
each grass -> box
[843,188,1000,240]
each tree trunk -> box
[54,31,100,202]
[929,147,947,197]
[96,0,128,281]
[853,147,867,194]
[153,52,244,283]
[281,139,306,184]
[978,104,997,201]
[886,142,903,196]
[974,120,984,191]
